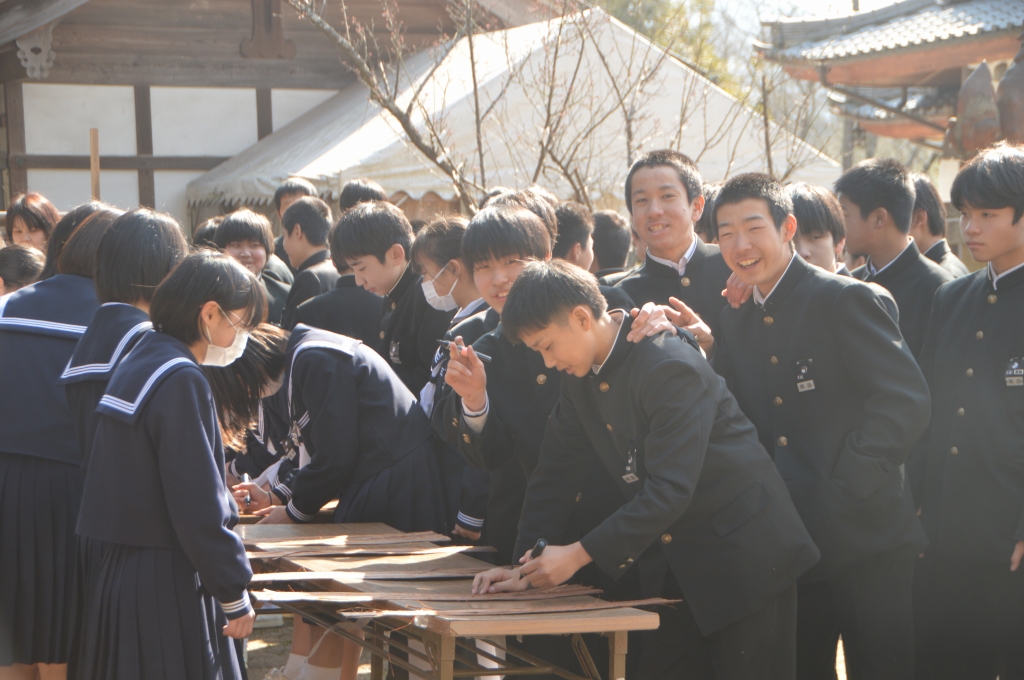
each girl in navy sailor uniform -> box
[57,210,188,679]
[75,251,263,680]
[409,216,493,543]
[0,207,121,679]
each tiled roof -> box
[766,0,1024,62]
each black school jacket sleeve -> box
[294,275,383,345]
[379,266,456,395]
[614,238,731,338]
[852,240,953,358]
[283,250,341,330]
[715,256,929,579]
[923,240,971,279]
[517,325,819,635]
[912,267,1024,564]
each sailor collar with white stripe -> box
[0,273,98,339]
[59,303,152,384]
[96,331,198,424]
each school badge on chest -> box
[622,447,639,483]
[1006,358,1023,387]
[795,359,815,392]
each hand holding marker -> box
[437,339,492,363]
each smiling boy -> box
[911,143,1024,679]
[614,150,733,338]
[332,200,454,394]
[710,174,930,680]
[474,259,818,680]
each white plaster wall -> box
[151,87,259,156]
[271,89,338,130]
[27,169,139,212]
[22,84,137,155]
[154,170,207,228]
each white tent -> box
[187,10,840,209]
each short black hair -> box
[951,142,1024,225]
[624,149,702,212]
[193,217,222,248]
[502,259,607,343]
[204,323,288,450]
[339,178,388,211]
[332,200,413,263]
[281,196,332,246]
[484,189,558,244]
[552,202,594,258]
[410,215,468,272]
[95,209,189,305]
[789,183,845,242]
[6,192,60,241]
[150,250,268,346]
[40,202,108,280]
[273,177,317,212]
[694,182,722,242]
[215,208,275,255]
[57,208,123,278]
[462,206,551,272]
[912,174,947,237]
[591,210,631,270]
[834,158,915,233]
[0,244,44,291]
[714,173,792,230]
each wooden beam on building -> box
[4,81,27,200]
[4,154,229,171]
[256,87,273,139]
[134,84,155,208]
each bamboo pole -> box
[89,128,100,200]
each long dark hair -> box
[150,250,268,346]
[95,210,189,304]
[41,202,111,279]
[204,323,288,449]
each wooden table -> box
[238,523,661,680]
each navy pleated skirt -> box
[73,543,246,680]
[334,442,448,534]
[0,451,82,665]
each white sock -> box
[283,653,307,680]
[303,664,343,680]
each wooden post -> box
[89,128,100,200]
[606,631,628,680]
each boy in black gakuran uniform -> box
[911,142,1024,680]
[709,174,931,680]
[477,259,819,680]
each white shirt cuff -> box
[462,395,489,434]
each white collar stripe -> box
[98,358,193,415]
[0,317,88,335]
[60,322,153,378]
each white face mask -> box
[422,263,459,312]
[200,307,250,367]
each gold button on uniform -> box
[777,436,788,446]
[976,330,984,340]
[391,302,396,310]
[463,434,471,443]
[606,423,613,432]
[661,533,672,545]
[619,564,626,570]
[988,294,997,304]
[770,356,779,366]
[536,374,547,385]
[452,418,459,427]
[950,446,959,456]
[680,277,691,287]
[957,408,965,417]
[379,330,385,339]
[966,368,974,377]
[575,492,582,502]
[764,316,774,326]
[774,397,783,406]
[599,382,610,392]
[626,557,634,564]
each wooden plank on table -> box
[319,598,678,619]
[247,545,491,560]
[235,521,396,542]
[242,530,450,547]
[250,584,602,600]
